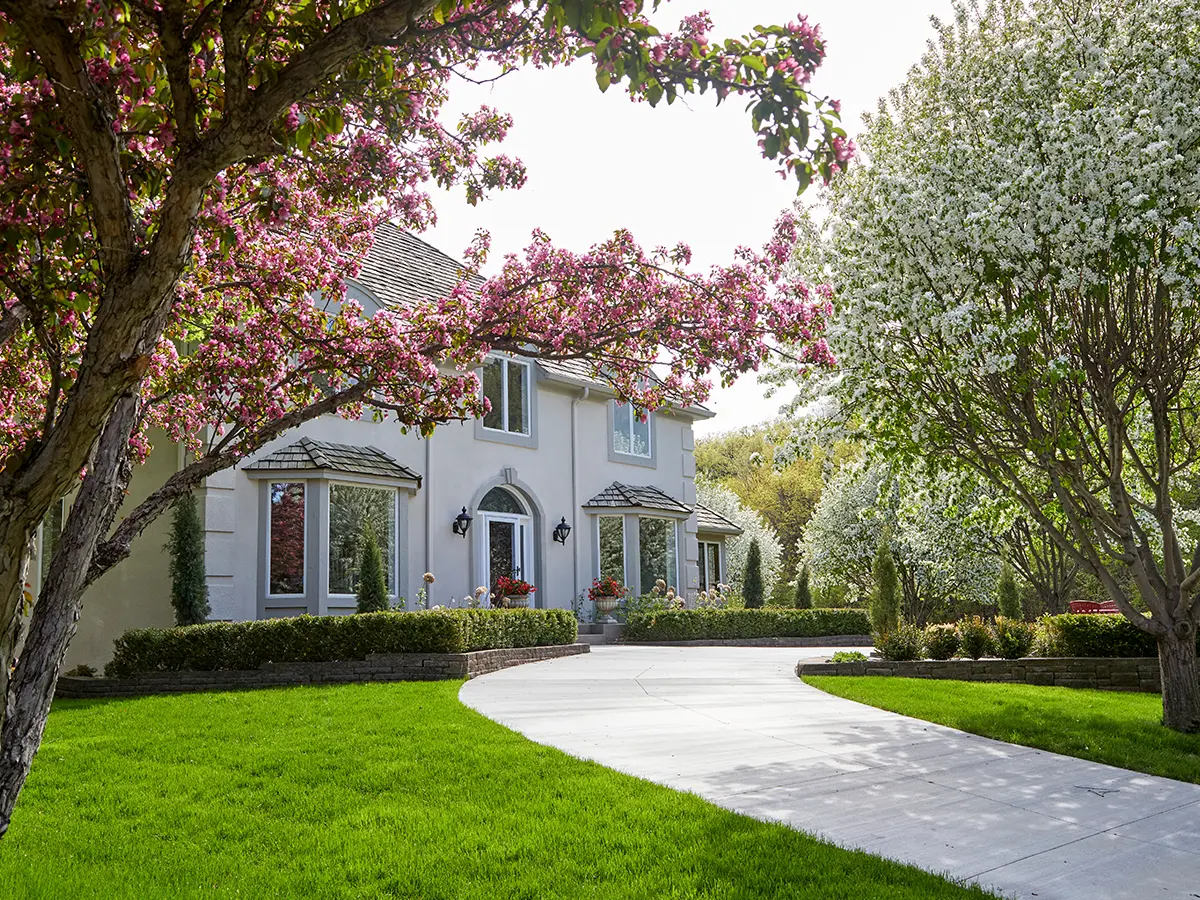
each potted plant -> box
[494,575,536,608]
[588,576,626,623]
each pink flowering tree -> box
[0,0,846,833]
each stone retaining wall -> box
[796,656,1162,692]
[56,643,588,699]
[628,635,873,648]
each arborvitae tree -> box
[997,562,1023,620]
[870,535,900,635]
[794,564,813,609]
[166,492,210,626]
[743,538,765,608]
[356,524,389,613]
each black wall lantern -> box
[452,507,472,538]
[552,516,572,545]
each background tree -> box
[355,525,388,614]
[742,539,765,609]
[822,0,1200,730]
[803,459,998,623]
[793,564,812,609]
[695,478,783,599]
[695,423,857,577]
[996,563,1022,621]
[165,493,209,627]
[0,0,850,833]
[870,535,899,635]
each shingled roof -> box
[694,503,743,536]
[355,223,483,309]
[582,482,692,515]
[244,438,421,483]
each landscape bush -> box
[1034,613,1171,658]
[922,624,960,660]
[957,616,993,660]
[829,651,868,663]
[623,608,870,642]
[992,617,1036,660]
[875,622,924,661]
[106,609,577,676]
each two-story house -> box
[39,225,741,668]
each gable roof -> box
[354,224,483,309]
[243,437,421,483]
[582,482,692,515]
[694,503,743,536]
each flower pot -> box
[594,595,619,623]
[504,594,530,609]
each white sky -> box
[424,0,955,436]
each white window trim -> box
[326,481,401,599]
[482,356,532,437]
[698,540,721,591]
[636,516,680,595]
[266,482,308,600]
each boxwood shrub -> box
[623,608,870,642]
[105,609,577,677]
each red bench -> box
[1068,600,1120,614]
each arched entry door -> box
[477,486,534,597]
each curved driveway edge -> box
[460,645,1200,900]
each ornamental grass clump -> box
[991,616,1036,660]
[923,624,960,661]
[957,616,992,660]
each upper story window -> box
[612,402,652,459]
[482,357,531,436]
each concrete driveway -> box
[459,645,1200,900]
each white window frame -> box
[326,481,400,600]
[481,356,532,436]
[612,401,652,459]
[698,540,721,591]
[266,481,308,600]
[595,514,627,585]
[636,516,680,595]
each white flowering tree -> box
[824,0,1200,730]
[695,479,783,599]
[803,460,998,623]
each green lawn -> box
[804,676,1200,784]
[0,681,994,899]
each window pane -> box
[329,484,396,595]
[269,483,306,595]
[630,412,651,457]
[507,360,528,434]
[639,517,677,593]
[612,403,633,454]
[598,516,624,584]
[479,486,525,514]
[706,543,720,588]
[40,498,66,584]
[482,358,504,430]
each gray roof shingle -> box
[694,503,743,536]
[582,482,691,515]
[244,438,421,483]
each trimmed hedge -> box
[1036,613,1173,658]
[624,608,870,642]
[105,609,577,677]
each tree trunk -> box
[1158,629,1200,733]
[0,397,136,838]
